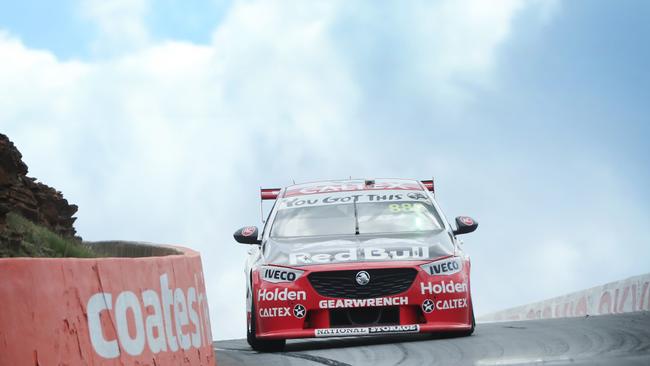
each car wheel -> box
[457,297,476,337]
[458,309,476,336]
[430,301,475,339]
[246,287,286,352]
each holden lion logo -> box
[355,271,370,286]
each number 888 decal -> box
[388,203,415,212]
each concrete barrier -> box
[0,242,216,365]
[479,273,650,322]
[84,240,183,257]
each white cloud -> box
[78,0,151,55]
[0,0,564,339]
[411,0,525,87]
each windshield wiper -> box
[353,200,360,235]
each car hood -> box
[263,230,454,267]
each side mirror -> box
[234,226,261,244]
[453,216,478,236]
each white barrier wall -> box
[479,273,650,322]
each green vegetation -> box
[1,213,96,258]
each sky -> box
[1,0,649,340]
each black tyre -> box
[246,289,286,352]
[430,303,475,339]
[454,298,476,337]
[458,308,476,337]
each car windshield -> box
[270,200,443,238]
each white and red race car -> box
[234,178,478,352]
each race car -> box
[234,178,478,352]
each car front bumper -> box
[251,259,473,340]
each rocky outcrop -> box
[0,203,8,233]
[0,134,79,239]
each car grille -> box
[308,268,418,299]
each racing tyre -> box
[452,300,476,337]
[247,294,286,352]
[458,309,476,337]
[431,305,475,339]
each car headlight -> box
[259,265,305,283]
[420,256,462,276]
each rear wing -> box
[421,179,435,194]
[260,187,281,200]
[259,187,280,223]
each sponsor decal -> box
[241,226,256,237]
[356,271,370,286]
[420,257,462,276]
[315,325,419,337]
[368,325,419,334]
[290,247,429,265]
[257,288,306,302]
[260,266,304,283]
[279,190,430,209]
[259,307,291,318]
[319,296,408,309]
[315,328,369,337]
[459,216,474,226]
[285,182,423,197]
[436,298,467,310]
[407,192,429,200]
[86,273,210,359]
[293,304,306,318]
[421,298,467,313]
[258,304,307,318]
[422,299,435,313]
[420,280,468,295]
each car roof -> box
[282,178,426,198]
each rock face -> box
[0,134,79,239]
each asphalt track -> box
[214,312,650,366]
